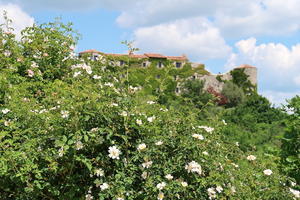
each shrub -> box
[221,82,245,108]
[0,17,296,200]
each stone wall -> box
[192,64,257,93]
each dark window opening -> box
[156,75,161,79]
[158,61,163,68]
[142,62,147,67]
[176,62,182,68]
[120,60,125,66]
[192,75,196,80]
[175,87,180,93]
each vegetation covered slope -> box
[0,17,299,199]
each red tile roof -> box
[166,56,188,61]
[144,53,167,58]
[79,50,188,61]
[79,49,102,54]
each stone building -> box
[79,49,257,93]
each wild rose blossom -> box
[100,183,109,191]
[181,181,188,187]
[185,161,202,175]
[192,134,204,140]
[108,146,121,160]
[142,161,153,169]
[165,174,173,180]
[247,155,256,161]
[263,169,273,176]
[137,143,147,151]
[136,119,142,125]
[1,108,10,114]
[156,182,166,190]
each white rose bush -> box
[0,16,298,199]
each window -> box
[156,75,161,79]
[142,62,147,67]
[175,87,180,93]
[176,62,182,68]
[157,61,163,68]
[192,75,196,80]
[174,75,178,80]
[120,60,125,66]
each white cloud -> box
[261,90,299,106]
[134,17,231,61]
[0,3,34,38]
[215,0,300,37]
[226,38,300,101]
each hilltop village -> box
[79,49,257,94]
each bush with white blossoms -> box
[0,17,296,200]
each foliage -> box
[230,68,256,94]
[0,17,298,200]
[281,96,300,184]
[181,79,215,109]
[221,82,245,108]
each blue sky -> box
[0,0,299,105]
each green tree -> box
[281,96,300,183]
[221,81,245,108]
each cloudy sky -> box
[0,0,299,105]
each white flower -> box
[185,161,202,175]
[198,125,214,133]
[157,192,164,200]
[142,161,153,169]
[155,141,163,146]
[147,116,155,123]
[291,181,297,187]
[263,169,273,176]
[231,163,239,168]
[90,127,99,132]
[31,61,39,68]
[165,174,173,180]
[1,108,10,114]
[94,168,104,177]
[75,141,83,150]
[92,75,101,79]
[289,188,300,198]
[120,111,128,117]
[111,103,118,107]
[4,120,10,126]
[100,183,109,191]
[61,110,69,118]
[207,187,216,199]
[156,182,166,190]
[181,181,188,187]
[73,71,81,77]
[4,50,11,57]
[147,101,156,104]
[104,82,114,87]
[235,142,239,146]
[58,147,64,157]
[85,194,94,200]
[222,120,227,125]
[202,151,209,156]
[108,146,121,160]
[216,186,223,193]
[159,108,168,112]
[137,143,147,151]
[230,186,236,194]
[116,197,124,200]
[192,134,204,140]
[141,171,148,179]
[247,155,256,161]
[136,119,142,125]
